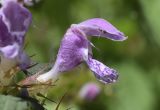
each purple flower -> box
[79,82,101,101]
[0,0,32,69]
[37,18,127,84]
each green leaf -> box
[0,95,29,110]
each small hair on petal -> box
[77,18,127,41]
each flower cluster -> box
[37,18,127,84]
[0,0,127,85]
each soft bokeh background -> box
[25,0,160,110]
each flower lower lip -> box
[94,72,118,84]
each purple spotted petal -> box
[2,1,32,44]
[55,28,88,72]
[86,57,118,84]
[0,1,32,56]
[0,1,32,69]
[0,14,19,58]
[3,1,32,32]
[0,16,13,47]
[77,18,127,41]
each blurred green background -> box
[25,0,160,110]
